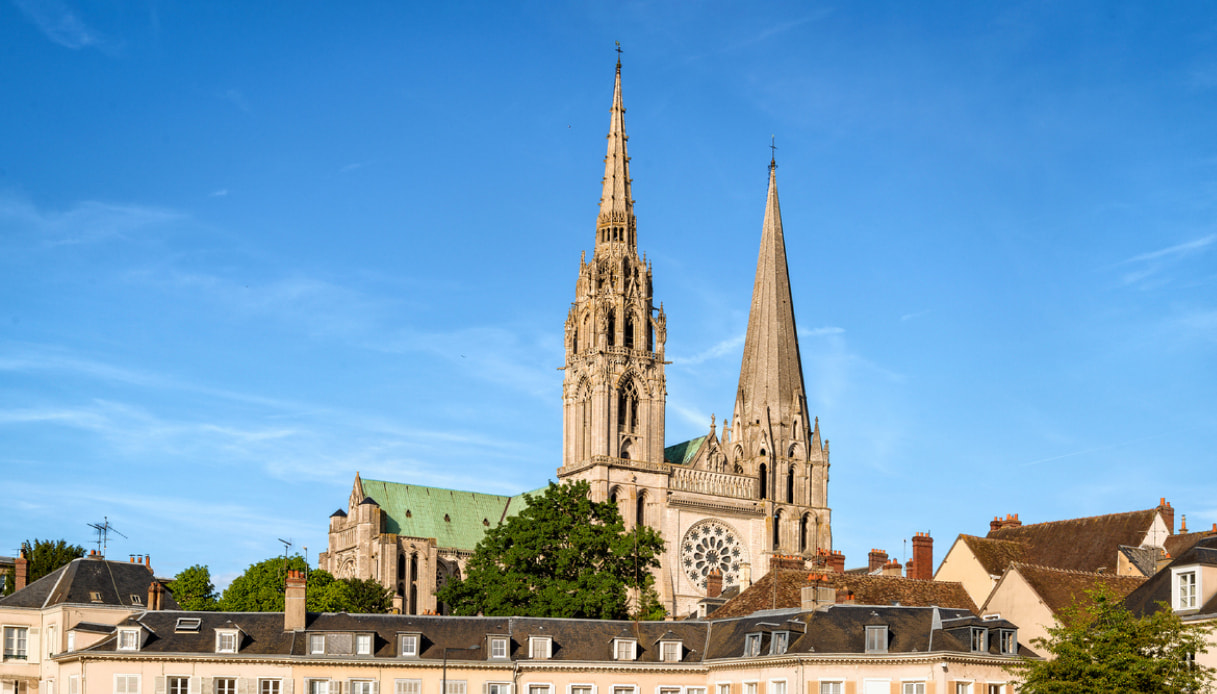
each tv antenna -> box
[87,517,127,557]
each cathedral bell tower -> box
[560,57,667,469]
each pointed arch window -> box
[624,311,636,349]
[617,380,639,434]
[607,310,616,347]
[636,490,647,528]
[758,462,768,500]
[799,514,810,553]
[787,465,796,504]
[773,509,783,550]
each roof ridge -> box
[991,508,1157,531]
[360,477,519,500]
[1011,562,1147,579]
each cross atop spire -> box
[596,48,636,251]
[770,135,777,172]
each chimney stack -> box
[882,559,903,576]
[829,550,846,573]
[800,573,837,610]
[1157,498,1175,535]
[705,569,723,599]
[989,513,1022,532]
[285,569,307,631]
[14,550,28,592]
[868,549,888,573]
[910,532,934,580]
[147,580,164,611]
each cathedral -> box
[320,57,832,618]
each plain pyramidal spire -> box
[735,155,808,426]
[596,47,635,249]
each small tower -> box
[560,55,667,470]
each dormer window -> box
[175,618,202,633]
[659,640,682,662]
[308,634,325,655]
[970,627,988,653]
[998,629,1017,655]
[117,628,140,652]
[1173,567,1200,610]
[215,629,239,653]
[488,636,509,659]
[529,636,551,660]
[613,637,637,661]
[89,591,103,603]
[130,595,143,606]
[769,632,789,656]
[864,626,887,654]
[744,633,762,657]
[399,633,420,658]
[356,633,373,656]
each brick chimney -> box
[14,550,27,592]
[868,549,888,573]
[147,580,164,611]
[910,532,934,580]
[285,569,307,631]
[989,513,1022,532]
[800,573,837,610]
[772,555,805,572]
[829,550,846,573]
[705,569,723,599]
[1157,498,1175,534]
[882,559,903,576]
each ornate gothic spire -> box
[735,159,808,428]
[596,54,635,250]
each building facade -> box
[322,57,833,618]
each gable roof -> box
[1126,536,1217,618]
[999,563,1146,619]
[1164,528,1217,559]
[983,508,1161,574]
[0,556,179,610]
[711,569,978,619]
[664,436,705,465]
[959,535,1027,576]
[358,478,540,552]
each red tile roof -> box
[712,569,978,619]
[983,508,1160,574]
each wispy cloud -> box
[0,195,184,247]
[220,89,251,113]
[671,333,744,367]
[11,0,108,50]
[800,326,845,338]
[340,162,367,173]
[209,189,229,198]
[900,310,931,322]
[1113,234,1215,288]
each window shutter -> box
[283,682,294,694]
[889,684,898,694]
[924,685,935,694]
[156,677,166,694]
[239,680,252,694]
[371,683,379,694]
[844,684,856,694]
[190,677,202,694]
[28,628,41,664]
[202,679,212,694]
[331,681,341,694]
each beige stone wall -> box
[933,540,996,609]
[978,570,1055,652]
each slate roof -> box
[664,436,706,466]
[1126,536,1217,618]
[358,478,541,551]
[980,508,1161,574]
[711,569,978,619]
[78,606,1031,662]
[1164,528,1217,559]
[0,556,179,610]
[1001,563,1146,620]
[1118,545,1159,577]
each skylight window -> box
[175,618,202,633]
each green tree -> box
[1009,584,1214,693]
[3,539,86,595]
[436,480,665,619]
[344,577,393,614]
[168,564,218,611]
[218,555,348,612]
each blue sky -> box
[2,1,1215,589]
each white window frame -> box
[984,685,1004,694]
[568,684,596,694]
[117,629,141,652]
[529,636,552,660]
[612,638,637,661]
[998,629,1017,654]
[445,681,467,694]
[355,633,373,656]
[767,681,786,694]
[485,684,512,694]
[2,626,29,661]
[399,634,420,657]
[769,631,789,655]
[686,688,706,694]
[659,640,681,662]
[259,680,282,694]
[394,681,421,694]
[954,683,973,694]
[970,627,988,653]
[656,687,680,694]
[901,683,926,694]
[526,685,551,694]
[743,633,762,657]
[46,625,56,657]
[167,677,190,694]
[69,677,80,694]
[1173,567,1200,610]
[610,686,636,694]
[489,636,509,660]
[115,675,141,694]
[308,634,326,655]
[214,679,237,694]
[865,625,887,654]
[306,680,329,694]
[215,630,239,654]
[743,682,758,694]
[348,681,375,694]
[44,679,54,694]
[715,685,731,694]
[817,684,843,694]
[67,632,75,653]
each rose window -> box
[681,519,747,591]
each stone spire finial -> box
[596,50,635,250]
[734,159,808,437]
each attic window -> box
[216,629,238,653]
[444,514,451,522]
[744,633,762,657]
[970,627,988,653]
[117,628,140,651]
[483,518,490,527]
[613,638,637,661]
[998,629,1017,655]
[864,626,887,654]
[89,591,103,603]
[175,618,202,633]
[769,631,789,655]
[406,510,412,518]
[130,594,142,605]
[659,640,681,662]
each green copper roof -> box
[359,479,542,551]
[664,436,706,465]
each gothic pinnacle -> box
[596,49,635,250]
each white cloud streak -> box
[12,0,106,50]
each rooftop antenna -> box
[87,517,127,558]
[278,537,294,580]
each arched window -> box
[607,310,616,347]
[787,465,796,504]
[800,514,810,553]
[618,380,639,433]
[636,491,647,528]
[397,554,406,585]
[773,509,783,550]
[624,311,635,349]
[409,584,417,615]
[759,463,768,500]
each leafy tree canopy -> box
[3,539,86,595]
[169,564,218,611]
[1009,584,1214,693]
[436,480,665,619]
[216,555,391,613]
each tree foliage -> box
[1009,584,1214,693]
[436,480,666,619]
[216,555,391,613]
[3,539,86,595]
[169,564,218,611]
